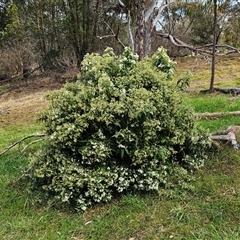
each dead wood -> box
[156,32,240,56]
[211,132,238,150]
[210,125,240,150]
[197,111,240,119]
[201,87,240,95]
[214,87,240,94]
[97,22,125,49]
[0,133,46,156]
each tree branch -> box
[21,139,45,153]
[211,131,238,150]
[127,10,134,51]
[0,133,46,156]
[97,22,125,49]
[210,125,240,150]
[156,32,240,56]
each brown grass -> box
[174,54,240,90]
[1,55,240,128]
[0,77,63,128]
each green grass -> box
[1,104,240,239]
[1,149,240,239]
[183,93,240,132]
[184,93,240,113]
[1,57,240,239]
[0,124,43,150]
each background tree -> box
[156,0,240,92]
[0,0,10,43]
[0,0,239,83]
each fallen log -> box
[211,132,238,150]
[197,111,240,119]
[210,125,240,150]
[200,87,240,95]
[214,87,240,95]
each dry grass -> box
[174,54,240,90]
[0,77,63,128]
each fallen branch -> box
[201,87,240,94]
[0,133,46,156]
[211,132,238,150]
[210,125,240,150]
[197,111,240,119]
[214,87,240,95]
[21,139,45,153]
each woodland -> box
[0,0,240,92]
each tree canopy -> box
[0,0,239,89]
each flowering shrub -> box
[27,47,210,210]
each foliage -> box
[151,47,176,79]
[3,3,23,41]
[177,71,191,91]
[27,47,211,210]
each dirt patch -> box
[0,77,64,128]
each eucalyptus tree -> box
[157,0,240,92]
[103,0,174,60]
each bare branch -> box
[118,0,125,8]
[127,10,134,51]
[152,2,173,29]
[0,133,46,156]
[211,132,238,150]
[145,0,158,22]
[211,126,240,150]
[156,32,240,56]
[21,139,45,153]
[97,22,125,49]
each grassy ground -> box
[1,56,240,239]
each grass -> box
[1,56,240,239]
[183,92,240,132]
[175,54,240,90]
[2,150,239,239]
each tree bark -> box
[209,0,218,93]
[135,0,146,60]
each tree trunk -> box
[135,0,146,60]
[209,0,217,92]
